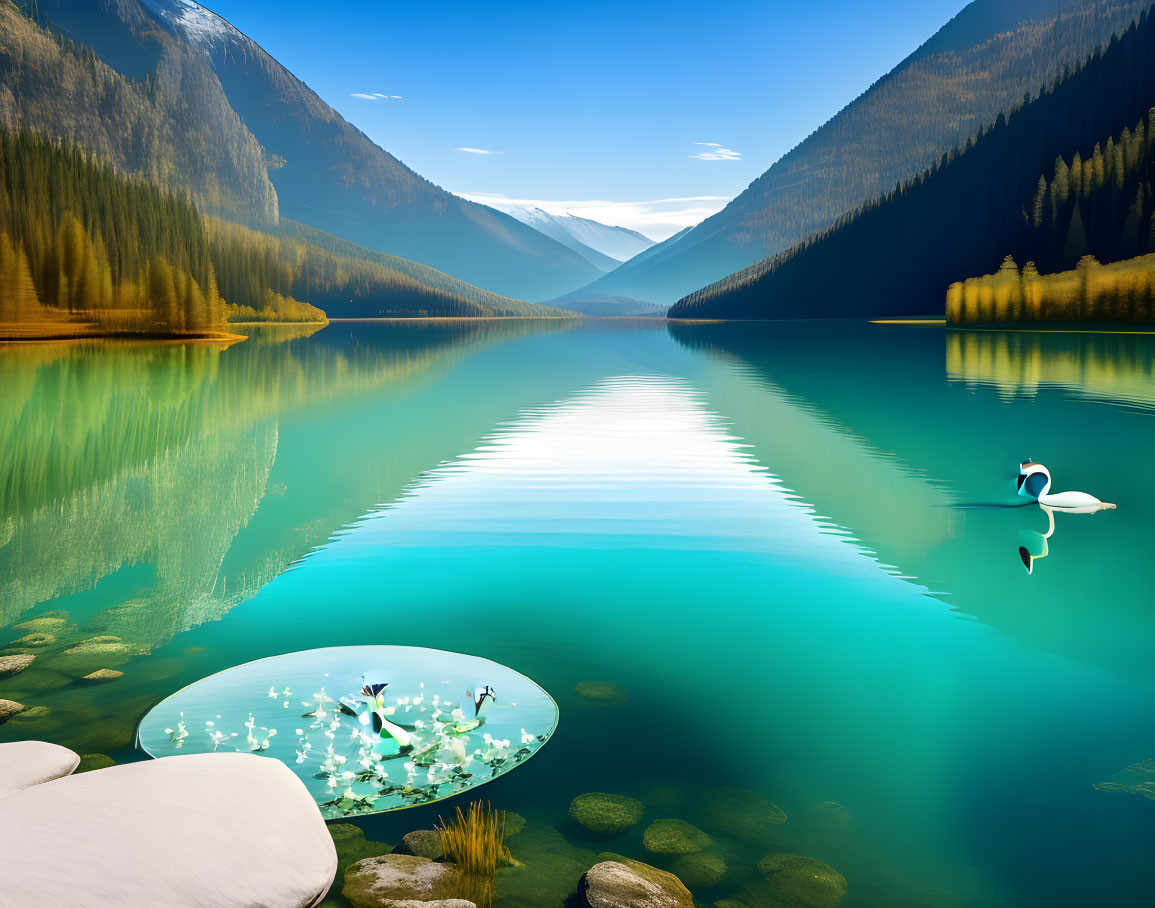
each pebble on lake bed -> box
[76,754,118,773]
[0,698,26,723]
[754,853,847,907]
[669,851,727,888]
[574,682,628,705]
[581,857,694,908]
[7,633,56,648]
[342,854,465,908]
[570,792,647,835]
[642,819,711,855]
[393,829,444,860]
[82,669,125,683]
[0,654,35,679]
[700,787,787,845]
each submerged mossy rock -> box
[643,819,711,855]
[3,668,73,694]
[645,784,692,814]
[582,857,694,908]
[0,698,25,723]
[570,792,647,835]
[1094,758,1155,800]
[701,788,787,845]
[0,654,35,679]
[50,638,131,677]
[82,669,125,683]
[394,829,444,860]
[13,616,68,633]
[575,682,629,705]
[9,704,51,723]
[7,633,56,649]
[76,754,118,774]
[751,854,847,907]
[328,823,391,879]
[806,802,851,829]
[669,851,728,888]
[496,823,599,908]
[499,811,526,837]
[343,854,464,907]
[65,699,150,753]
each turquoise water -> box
[1,320,1153,906]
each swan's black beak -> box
[1018,547,1033,574]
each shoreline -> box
[0,328,249,345]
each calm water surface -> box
[1,320,1153,906]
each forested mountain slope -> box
[0,130,566,339]
[0,0,278,222]
[2,0,600,301]
[571,0,1154,307]
[668,12,1155,320]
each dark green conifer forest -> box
[669,10,1155,321]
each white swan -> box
[1016,461,1115,511]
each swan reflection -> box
[1015,461,1115,574]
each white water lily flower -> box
[267,687,278,698]
[327,776,338,790]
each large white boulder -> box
[0,752,337,907]
[0,740,80,798]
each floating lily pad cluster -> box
[138,646,559,818]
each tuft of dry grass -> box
[436,800,511,878]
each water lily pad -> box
[138,645,558,818]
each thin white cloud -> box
[349,92,402,101]
[690,143,742,161]
[457,192,732,241]
[457,147,503,155]
[349,93,377,100]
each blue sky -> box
[207,0,969,238]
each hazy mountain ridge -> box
[136,0,602,301]
[570,0,1155,307]
[494,204,655,267]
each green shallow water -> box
[1,319,1153,906]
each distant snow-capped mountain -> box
[481,204,656,272]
